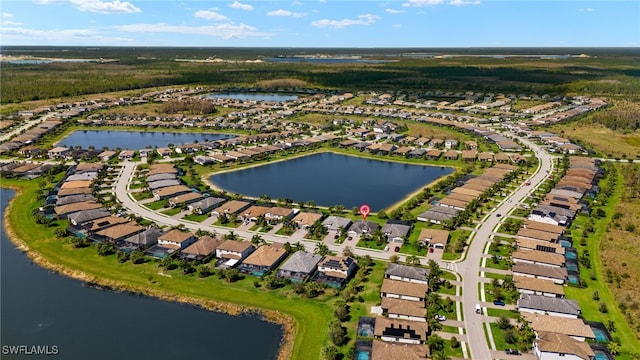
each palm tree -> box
[314,243,330,256]
[251,234,265,246]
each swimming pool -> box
[592,328,610,342]
[356,350,370,360]
[565,251,577,260]
[594,349,612,360]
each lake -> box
[209,152,453,211]
[0,188,282,360]
[57,130,233,150]
[265,57,393,64]
[204,93,298,102]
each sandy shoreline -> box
[1,186,295,360]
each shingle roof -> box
[385,263,429,282]
[512,249,565,266]
[181,236,224,256]
[241,244,287,267]
[123,228,164,246]
[278,250,322,274]
[513,276,565,296]
[381,297,426,317]
[381,278,428,298]
[348,220,380,234]
[522,313,594,339]
[512,263,567,280]
[371,340,429,360]
[535,331,594,360]
[518,294,580,316]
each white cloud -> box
[35,0,141,14]
[194,9,228,21]
[267,9,306,17]
[1,25,133,44]
[319,0,326,3]
[291,0,303,5]
[114,22,269,39]
[403,0,478,6]
[385,8,405,14]
[311,13,380,29]
[581,7,595,12]
[2,20,23,26]
[2,12,14,18]
[229,1,253,11]
[393,24,402,28]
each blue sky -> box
[1,1,638,47]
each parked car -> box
[493,300,506,306]
[525,182,531,186]
[394,246,400,252]
[496,213,502,218]
[434,314,446,321]
[505,349,521,355]
[429,247,434,253]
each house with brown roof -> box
[425,149,441,159]
[512,263,568,284]
[180,235,224,261]
[239,244,288,276]
[522,313,595,342]
[371,341,429,360]
[47,146,70,159]
[443,150,458,160]
[60,180,93,189]
[157,230,196,250]
[212,200,251,216]
[87,216,129,232]
[516,238,564,255]
[291,212,323,229]
[313,255,357,288]
[94,222,144,242]
[417,228,449,249]
[461,150,477,161]
[374,317,428,345]
[513,275,565,298]
[54,201,102,218]
[215,240,255,267]
[264,207,295,223]
[381,298,427,322]
[523,220,565,235]
[169,192,203,208]
[512,249,565,268]
[517,228,561,242]
[381,279,428,302]
[153,185,192,200]
[534,331,595,360]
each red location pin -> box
[359,204,371,221]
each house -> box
[529,205,576,226]
[187,197,226,215]
[118,150,135,161]
[512,249,565,268]
[87,216,129,232]
[291,212,323,229]
[47,146,70,159]
[139,148,154,157]
[371,341,429,360]
[517,294,581,319]
[153,185,192,200]
[374,317,428,344]
[514,276,565,298]
[119,227,164,250]
[240,205,269,222]
[523,220,565,236]
[94,222,145,242]
[381,221,411,243]
[380,279,428,302]
[239,244,288,276]
[56,193,96,206]
[60,180,92,190]
[417,229,449,249]
[157,230,196,250]
[276,250,322,283]
[147,173,177,183]
[322,216,352,232]
[54,201,103,218]
[264,207,296,223]
[521,313,595,342]
[147,179,181,190]
[512,263,568,284]
[425,149,441,159]
[461,150,477,161]
[179,235,224,261]
[212,200,251,216]
[67,208,111,226]
[533,331,595,360]
[215,240,255,267]
[347,220,380,237]
[384,263,429,285]
[313,255,357,288]
[381,298,427,322]
[169,192,202,207]
[416,206,459,224]
[444,139,458,149]
[517,228,560,243]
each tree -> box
[334,300,350,321]
[251,234,265,246]
[130,250,145,264]
[450,336,460,349]
[223,268,239,283]
[314,243,330,256]
[406,255,421,266]
[116,251,129,263]
[496,315,511,330]
[427,334,445,352]
[342,246,354,258]
[427,259,443,290]
[607,342,620,356]
[504,329,517,344]
[321,346,339,360]
[305,281,324,298]
[197,265,211,278]
[54,227,68,238]
[328,320,346,346]
[96,243,115,256]
[389,254,399,263]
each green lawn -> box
[182,213,210,222]
[356,238,387,251]
[161,207,183,216]
[489,323,509,351]
[146,199,169,210]
[3,179,332,360]
[486,308,519,319]
[443,339,464,358]
[131,191,153,201]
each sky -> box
[0,0,638,47]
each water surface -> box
[57,130,233,150]
[204,93,298,102]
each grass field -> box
[547,122,640,159]
[2,178,333,360]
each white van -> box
[475,304,481,314]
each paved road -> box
[0,113,57,143]
[459,138,554,360]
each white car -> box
[434,314,446,321]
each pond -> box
[57,130,233,150]
[204,93,298,102]
[265,57,393,64]
[209,152,453,211]
[0,188,282,360]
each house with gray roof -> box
[277,251,323,283]
[67,208,111,226]
[417,206,459,224]
[517,294,581,319]
[322,216,352,232]
[381,221,412,243]
[384,263,429,285]
[147,179,181,190]
[146,173,177,183]
[529,204,576,226]
[119,227,164,250]
[187,197,226,215]
[348,220,380,237]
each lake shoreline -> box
[1,185,294,360]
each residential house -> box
[153,185,192,200]
[187,197,226,215]
[374,317,428,345]
[512,263,568,284]
[313,255,357,288]
[118,150,135,161]
[521,313,595,342]
[291,212,323,229]
[215,240,256,267]
[514,276,565,298]
[239,244,288,276]
[512,249,565,268]
[322,216,352,232]
[119,227,164,250]
[416,206,459,224]
[381,221,411,243]
[54,201,103,218]
[417,229,449,249]
[157,230,196,251]
[87,216,129,232]
[347,220,380,237]
[517,294,581,319]
[179,236,224,261]
[533,331,595,360]
[371,341,429,360]
[147,179,181,190]
[384,263,429,285]
[67,208,111,226]
[529,205,576,226]
[276,251,322,283]
[94,222,144,243]
[381,279,428,302]
[444,139,458,150]
[47,146,70,159]
[381,297,427,322]
[169,192,203,208]
[212,200,251,216]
